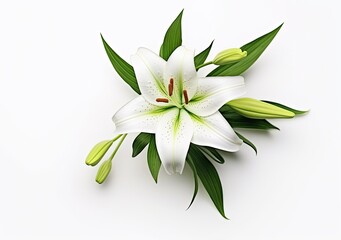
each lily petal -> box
[131,48,171,106]
[190,111,242,152]
[185,76,245,117]
[113,96,171,134]
[164,46,197,104]
[155,108,193,175]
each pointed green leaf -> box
[228,118,279,130]
[194,40,214,68]
[198,145,225,164]
[262,100,309,115]
[132,133,152,157]
[186,155,199,209]
[208,23,283,76]
[85,140,114,166]
[147,135,162,183]
[220,105,279,130]
[219,104,239,115]
[235,132,257,154]
[160,10,183,60]
[189,145,227,219]
[159,43,164,57]
[101,34,140,94]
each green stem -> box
[196,61,213,70]
[106,134,123,150]
[112,134,123,143]
[109,134,127,161]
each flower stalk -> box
[108,134,127,161]
[196,61,213,70]
[95,134,127,184]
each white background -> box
[0,0,340,239]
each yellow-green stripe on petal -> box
[227,98,295,119]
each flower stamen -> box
[156,98,169,103]
[183,90,189,104]
[168,78,174,96]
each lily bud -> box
[213,48,247,65]
[227,98,295,119]
[85,140,114,166]
[96,160,112,184]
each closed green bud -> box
[85,140,114,166]
[213,48,247,65]
[96,160,112,184]
[227,98,295,119]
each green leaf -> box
[208,23,283,76]
[101,34,141,94]
[198,145,225,164]
[85,140,114,166]
[159,43,164,57]
[189,145,227,219]
[194,40,214,68]
[147,135,162,183]
[235,132,257,154]
[160,10,184,60]
[186,155,198,209]
[219,104,239,115]
[230,119,279,130]
[132,133,152,157]
[262,100,308,115]
[220,105,279,130]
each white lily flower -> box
[112,46,246,174]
